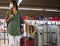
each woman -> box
[6,0,24,46]
[6,0,24,36]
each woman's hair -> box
[10,0,18,14]
[11,0,18,10]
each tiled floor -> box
[0,40,9,46]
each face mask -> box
[9,3,13,9]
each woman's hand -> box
[6,14,13,22]
[9,14,13,19]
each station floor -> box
[0,40,9,46]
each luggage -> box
[20,37,34,46]
[20,38,23,46]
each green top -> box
[6,11,24,36]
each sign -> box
[23,16,30,20]
[0,19,7,32]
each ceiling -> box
[21,0,59,9]
[0,0,60,16]
[0,0,60,9]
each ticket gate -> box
[36,21,60,46]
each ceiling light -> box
[19,8,44,11]
[0,7,60,12]
[45,9,58,12]
[17,0,22,6]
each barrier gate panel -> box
[0,18,8,46]
[35,20,60,46]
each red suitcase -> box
[20,38,23,46]
[20,37,34,46]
